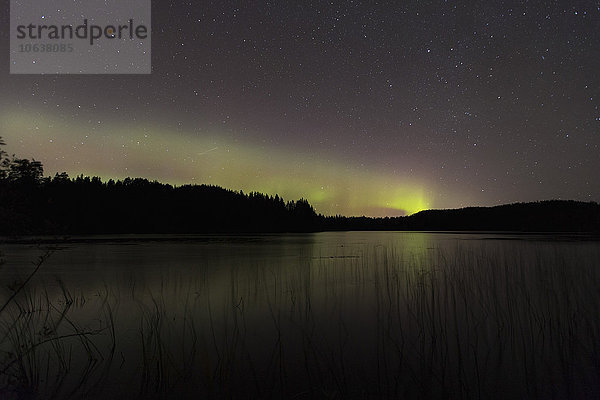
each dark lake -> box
[1,232,600,399]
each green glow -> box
[387,189,429,215]
[1,109,434,216]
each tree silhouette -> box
[0,139,322,234]
[0,136,599,235]
[0,137,8,180]
[0,137,44,184]
[6,158,44,184]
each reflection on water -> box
[1,232,600,399]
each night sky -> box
[1,1,599,216]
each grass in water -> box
[1,239,599,399]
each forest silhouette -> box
[1,137,599,235]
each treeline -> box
[0,137,317,234]
[1,136,599,234]
[0,174,318,235]
[323,201,600,232]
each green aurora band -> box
[1,110,431,216]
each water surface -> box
[1,232,599,399]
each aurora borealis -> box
[2,1,599,216]
[0,108,430,216]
